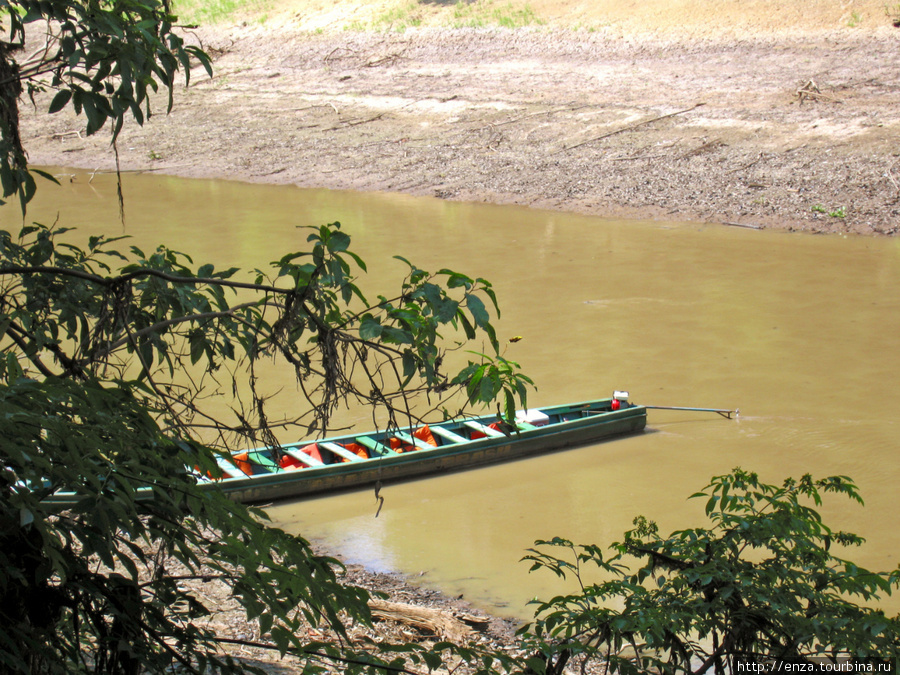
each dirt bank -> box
[188,547,522,674]
[21,18,900,235]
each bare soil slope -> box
[22,0,900,234]
[260,0,893,36]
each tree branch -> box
[5,318,82,377]
[559,103,706,152]
[80,300,264,366]
[0,264,293,295]
[4,323,60,378]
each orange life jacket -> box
[279,443,323,470]
[338,442,369,461]
[231,452,254,476]
[389,425,439,452]
[468,421,502,440]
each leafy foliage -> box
[0,1,537,669]
[0,0,212,209]
[0,222,532,673]
[519,469,900,675]
[453,350,533,423]
[0,374,376,674]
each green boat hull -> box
[220,400,647,504]
[40,399,646,507]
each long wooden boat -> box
[209,396,646,504]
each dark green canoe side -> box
[221,403,647,504]
[39,399,646,507]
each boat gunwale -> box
[219,399,647,489]
[38,398,647,506]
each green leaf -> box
[504,389,515,422]
[189,331,206,365]
[344,249,368,272]
[359,314,383,340]
[458,311,477,340]
[466,294,490,327]
[326,230,351,253]
[525,656,548,673]
[381,326,413,344]
[401,350,417,382]
[48,89,72,114]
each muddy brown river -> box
[13,168,900,618]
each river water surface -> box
[12,169,900,619]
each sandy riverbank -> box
[21,3,900,235]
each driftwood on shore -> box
[368,598,489,642]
